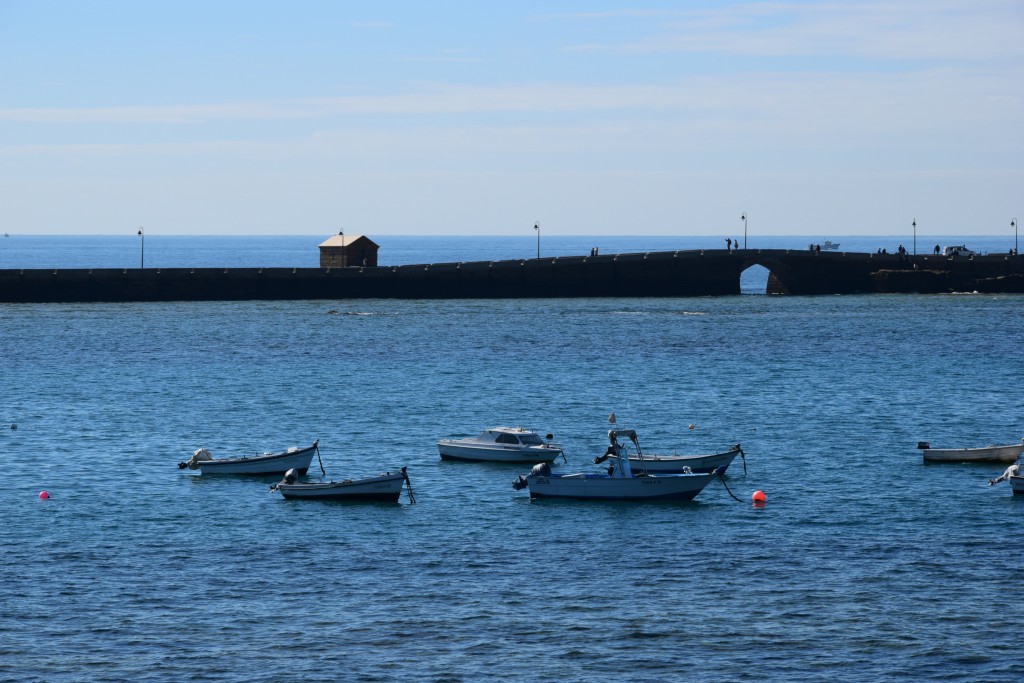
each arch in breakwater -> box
[739,264,771,295]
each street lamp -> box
[1013,218,1018,255]
[740,212,747,250]
[534,221,540,258]
[912,219,916,255]
[137,227,144,268]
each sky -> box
[0,0,1021,237]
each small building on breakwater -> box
[318,234,379,268]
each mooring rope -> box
[716,469,744,503]
[315,442,326,477]
[401,466,417,504]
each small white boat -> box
[821,240,840,250]
[271,467,415,503]
[438,426,565,463]
[917,440,1024,464]
[178,440,322,475]
[512,429,715,501]
[603,436,745,475]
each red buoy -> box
[39,491,49,500]
[751,490,765,504]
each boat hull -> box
[197,444,318,475]
[618,448,741,474]
[1010,476,1024,495]
[921,443,1023,464]
[275,473,406,501]
[438,442,563,463]
[525,472,714,501]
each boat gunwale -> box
[199,441,319,466]
[275,473,405,492]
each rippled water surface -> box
[2,238,1024,681]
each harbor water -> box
[2,236,1023,681]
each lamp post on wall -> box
[534,221,540,258]
[1013,218,1018,255]
[740,212,747,250]
[912,219,917,255]
[137,227,144,268]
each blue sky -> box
[1,0,1021,236]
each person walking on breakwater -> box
[726,238,732,252]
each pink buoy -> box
[39,491,49,500]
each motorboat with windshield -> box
[437,427,565,463]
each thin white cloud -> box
[401,48,482,64]
[1,66,1017,172]
[560,1,1024,61]
[0,67,1018,129]
[0,101,327,125]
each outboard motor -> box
[531,462,551,477]
[270,468,299,493]
[512,475,529,491]
[178,447,213,470]
[917,442,930,450]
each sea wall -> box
[1,249,1022,302]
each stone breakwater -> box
[1,249,1022,302]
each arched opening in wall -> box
[740,264,771,294]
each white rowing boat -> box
[605,440,745,474]
[179,440,322,475]
[271,467,415,503]
[917,440,1023,464]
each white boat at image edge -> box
[917,440,1024,464]
[512,429,716,501]
[437,426,565,463]
[178,440,323,475]
[271,467,415,503]
[1010,475,1024,495]
[602,433,746,474]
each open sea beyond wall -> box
[2,235,1024,682]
